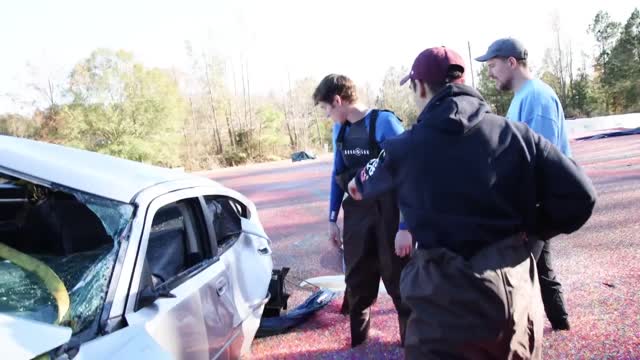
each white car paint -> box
[0,135,274,359]
[0,314,72,360]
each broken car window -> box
[204,196,244,250]
[0,175,134,335]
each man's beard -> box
[496,77,513,91]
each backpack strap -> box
[377,108,403,122]
[368,109,381,158]
[336,121,350,152]
[337,108,391,158]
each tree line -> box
[479,9,640,117]
[1,9,638,170]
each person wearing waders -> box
[312,74,413,348]
[347,47,596,358]
[476,37,572,331]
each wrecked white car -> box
[0,135,273,359]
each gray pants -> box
[401,234,543,359]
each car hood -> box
[0,313,72,360]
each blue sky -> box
[1,0,637,114]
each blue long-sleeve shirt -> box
[506,79,571,157]
[329,110,405,228]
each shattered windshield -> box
[0,175,134,334]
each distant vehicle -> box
[291,151,316,162]
[0,135,273,360]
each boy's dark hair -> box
[312,74,358,105]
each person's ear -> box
[419,81,427,98]
[333,95,342,107]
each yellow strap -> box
[0,243,70,324]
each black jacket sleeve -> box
[534,133,597,240]
[355,147,397,200]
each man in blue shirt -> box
[313,74,411,347]
[476,37,572,331]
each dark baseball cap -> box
[475,38,528,62]
[399,46,466,86]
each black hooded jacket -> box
[355,84,596,258]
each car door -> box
[202,195,272,354]
[125,191,238,360]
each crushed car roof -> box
[0,135,217,203]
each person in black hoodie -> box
[347,47,596,359]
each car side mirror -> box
[137,283,175,310]
[154,283,176,299]
[135,261,176,311]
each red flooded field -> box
[205,134,640,359]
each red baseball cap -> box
[400,46,466,86]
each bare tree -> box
[542,13,575,108]
[202,52,223,153]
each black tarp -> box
[256,288,336,338]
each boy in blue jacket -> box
[313,74,411,347]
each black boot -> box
[551,318,570,331]
[340,288,350,315]
[350,308,371,347]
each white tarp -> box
[567,113,640,139]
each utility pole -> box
[467,41,476,88]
